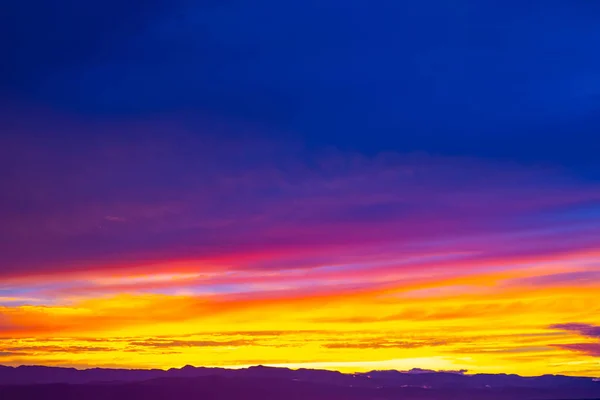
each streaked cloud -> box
[0,113,598,375]
[549,323,600,357]
[550,323,600,339]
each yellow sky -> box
[2,250,599,376]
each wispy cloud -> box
[550,323,600,339]
[549,323,600,357]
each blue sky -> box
[3,0,600,174]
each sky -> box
[1,0,600,376]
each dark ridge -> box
[0,364,598,390]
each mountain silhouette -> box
[1,364,600,399]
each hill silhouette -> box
[1,364,600,399]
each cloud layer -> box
[0,112,599,375]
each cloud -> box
[506,271,600,288]
[549,323,600,357]
[554,343,600,357]
[0,351,26,358]
[127,339,256,348]
[453,345,554,355]
[0,345,112,353]
[549,323,600,339]
[321,339,448,350]
[1,120,599,288]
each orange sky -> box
[2,249,599,376]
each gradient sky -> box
[1,0,600,376]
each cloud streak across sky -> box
[0,113,599,375]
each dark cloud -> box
[549,323,600,357]
[553,343,600,357]
[549,323,600,339]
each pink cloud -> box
[549,323,600,357]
